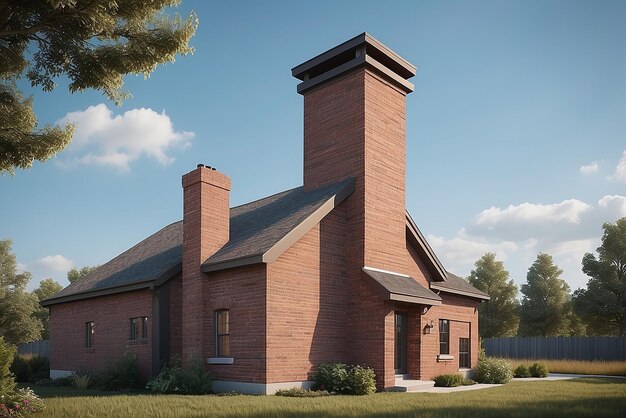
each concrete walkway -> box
[410,373,624,394]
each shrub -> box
[346,365,376,395]
[275,387,330,397]
[10,356,49,383]
[313,363,349,393]
[433,374,464,387]
[472,357,513,384]
[93,352,139,390]
[514,365,531,378]
[313,363,376,395]
[0,387,45,417]
[462,378,476,386]
[529,362,549,378]
[0,337,16,398]
[146,356,212,395]
[72,374,91,389]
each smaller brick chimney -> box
[181,164,231,362]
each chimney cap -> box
[291,33,416,82]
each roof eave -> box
[405,211,448,282]
[40,279,155,307]
[430,283,491,301]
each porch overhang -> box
[363,267,442,306]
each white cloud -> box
[579,160,599,175]
[428,195,626,289]
[609,150,626,182]
[57,104,194,171]
[36,255,74,272]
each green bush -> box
[514,364,531,378]
[313,363,349,393]
[529,362,549,378]
[472,356,513,384]
[93,352,139,390]
[0,337,16,397]
[10,355,50,383]
[462,378,476,386]
[346,365,376,395]
[433,374,465,387]
[275,387,330,397]
[313,363,376,395]
[146,356,212,395]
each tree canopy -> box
[33,278,63,339]
[468,253,519,337]
[519,253,583,336]
[573,217,626,336]
[0,240,42,344]
[67,265,98,283]
[0,0,198,173]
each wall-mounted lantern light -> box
[424,321,434,335]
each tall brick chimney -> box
[293,34,416,388]
[292,33,415,274]
[181,164,231,362]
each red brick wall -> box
[266,208,348,383]
[419,293,478,380]
[181,166,231,363]
[49,289,153,381]
[302,67,410,389]
[168,274,182,360]
[204,264,267,383]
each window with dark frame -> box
[439,319,449,354]
[129,316,148,341]
[459,337,470,368]
[85,321,94,348]
[215,309,230,357]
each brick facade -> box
[47,34,486,393]
[49,289,153,382]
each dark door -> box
[395,312,408,374]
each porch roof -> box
[363,267,442,306]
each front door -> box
[395,312,407,374]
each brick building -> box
[42,33,489,394]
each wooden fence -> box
[483,336,626,361]
[16,340,50,358]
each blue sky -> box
[1,0,625,293]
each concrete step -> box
[389,378,435,392]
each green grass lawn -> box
[27,378,626,418]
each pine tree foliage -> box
[468,253,520,337]
[0,0,198,173]
[519,253,582,336]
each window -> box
[129,317,148,341]
[215,309,230,357]
[439,319,449,355]
[459,337,470,368]
[85,321,94,348]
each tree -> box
[0,240,42,344]
[67,265,99,283]
[573,217,626,336]
[0,0,198,173]
[0,336,16,397]
[32,278,63,339]
[468,253,520,337]
[519,253,581,336]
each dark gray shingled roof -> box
[202,178,354,270]
[430,272,490,300]
[363,267,442,306]
[42,178,355,306]
[41,222,183,306]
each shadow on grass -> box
[22,384,146,398]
